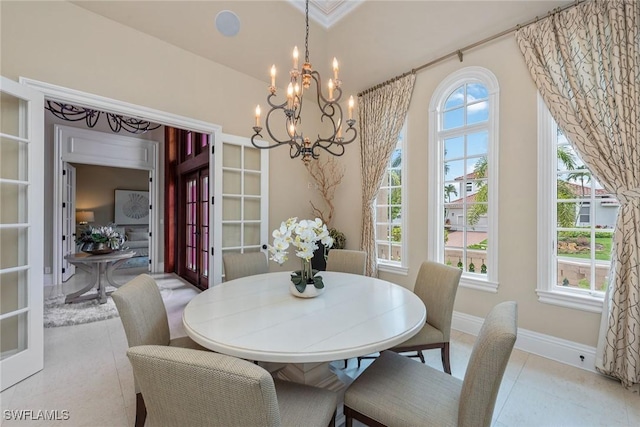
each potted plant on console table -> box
[76,224,124,255]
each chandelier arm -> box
[311,140,346,157]
[252,109,304,150]
[290,141,306,159]
[312,126,357,154]
[266,93,287,110]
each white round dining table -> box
[183,270,425,388]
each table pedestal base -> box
[64,255,133,304]
[275,361,353,426]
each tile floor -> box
[1,268,638,427]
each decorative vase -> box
[289,259,325,298]
[289,281,325,298]
[81,242,114,255]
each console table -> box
[64,251,135,304]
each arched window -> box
[428,67,499,291]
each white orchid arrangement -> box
[268,217,334,292]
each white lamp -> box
[76,211,95,225]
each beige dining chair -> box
[358,260,462,373]
[344,301,518,427]
[112,274,208,427]
[325,249,367,275]
[127,345,338,427]
[223,252,269,281]
[325,249,367,368]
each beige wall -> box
[74,164,148,225]
[1,1,602,348]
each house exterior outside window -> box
[428,67,499,292]
[537,96,617,312]
[375,123,407,274]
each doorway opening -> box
[20,78,222,286]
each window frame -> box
[536,95,604,313]
[428,67,499,292]
[376,122,408,275]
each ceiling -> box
[72,1,571,93]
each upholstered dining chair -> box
[127,345,338,427]
[326,249,367,368]
[358,260,461,373]
[344,301,518,427]
[325,249,367,275]
[222,251,269,281]
[112,274,208,427]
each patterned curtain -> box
[358,74,415,277]
[516,0,640,388]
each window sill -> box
[377,263,409,276]
[536,289,603,313]
[460,274,498,293]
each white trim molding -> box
[453,310,598,373]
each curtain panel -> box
[358,74,415,277]
[516,0,640,388]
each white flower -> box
[268,217,334,265]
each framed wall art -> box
[114,189,149,225]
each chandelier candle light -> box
[251,0,357,164]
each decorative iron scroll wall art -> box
[46,101,161,134]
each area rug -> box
[43,287,119,328]
[43,286,173,328]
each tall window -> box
[428,67,499,291]
[375,123,406,272]
[537,97,617,312]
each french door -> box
[0,76,44,391]
[61,162,76,281]
[181,168,209,289]
[213,134,269,284]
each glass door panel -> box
[0,76,44,391]
[214,134,269,284]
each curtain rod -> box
[358,0,586,97]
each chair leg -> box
[326,411,336,427]
[343,359,348,369]
[344,406,353,427]
[135,393,146,427]
[442,342,451,374]
[417,350,425,363]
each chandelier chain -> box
[304,0,310,63]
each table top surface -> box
[65,250,136,263]
[183,271,426,363]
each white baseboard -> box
[452,310,597,373]
[44,274,53,286]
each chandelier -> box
[45,101,161,134]
[251,0,357,163]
